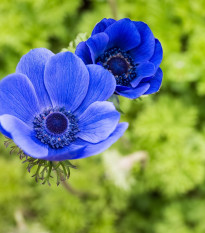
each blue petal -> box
[0,122,12,139]
[44,52,89,112]
[0,115,48,158]
[78,101,120,143]
[71,122,128,159]
[0,73,40,126]
[86,32,109,62]
[16,48,54,108]
[75,65,116,116]
[41,143,86,161]
[75,41,92,65]
[150,39,163,71]
[131,62,155,88]
[129,21,155,63]
[92,18,116,36]
[115,85,130,92]
[41,122,128,161]
[104,18,141,51]
[115,83,150,99]
[144,68,163,95]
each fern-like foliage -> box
[4,137,76,186]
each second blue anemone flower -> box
[75,18,163,99]
[0,49,128,161]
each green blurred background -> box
[1,0,205,232]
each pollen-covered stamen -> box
[33,107,79,149]
[96,47,137,86]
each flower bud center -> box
[96,47,137,86]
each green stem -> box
[108,0,118,20]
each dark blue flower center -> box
[107,57,128,76]
[46,113,68,134]
[33,107,79,149]
[96,48,137,86]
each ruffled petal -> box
[71,122,128,159]
[104,18,141,51]
[150,39,163,71]
[86,32,109,62]
[116,83,150,99]
[16,48,53,108]
[44,52,89,112]
[75,41,92,65]
[129,21,155,63]
[0,73,40,126]
[91,18,116,36]
[75,65,116,116]
[0,115,48,159]
[130,62,155,88]
[144,68,163,95]
[77,101,120,143]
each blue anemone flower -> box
[75,18,163,99]
[0,48,128,161]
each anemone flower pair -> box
[76,18,163,99]
[0,49,128,161]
